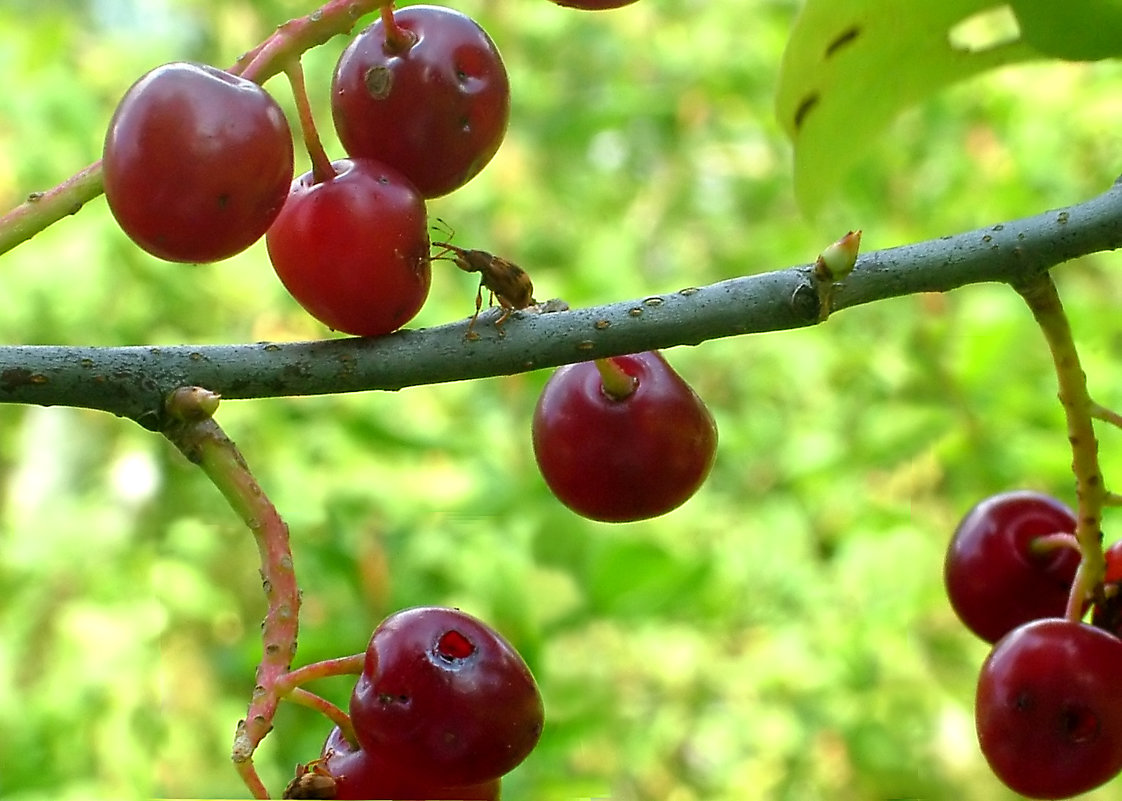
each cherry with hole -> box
[331,4,510,198]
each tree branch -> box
[3,177,1122,430]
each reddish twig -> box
[162,387,301,799]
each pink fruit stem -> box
[276,653,365,745]
[1016,273,1107,620]
[284,688,356,743]
[283,59,337,184]
[162,387,301,799]
[1029,532,1081,556]
[232,0,390,84]
[380,3,417,54]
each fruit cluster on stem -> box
[943,271,1122,799]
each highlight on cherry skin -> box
[103,61,294,263]
[943,490,1080,643]
[347,606,544,788]
[265,158,431,337]
[975,618,1122,800]
[532,350,718,522]
[331,4,510,198]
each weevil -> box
[430,229,536,338]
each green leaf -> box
[776,1,1037,215]
[1010,0,1122,60]
[586,538,708,619]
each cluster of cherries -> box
[281,607,543,800]
[103,2,504,337]
[96,0,726,797]
[100,0,719,522]
[95,0,1122,797]
[944,490,1122,799]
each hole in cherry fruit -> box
[1061,704,1100,743]
[436,629,475,661]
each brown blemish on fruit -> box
[363,65,393,99]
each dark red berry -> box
[532,351,718,522]
[265,158,430,337]
[103,61,293,263]
[944,491,1080,643]
[319,727,500,800]
[975,618,1122,799]
[1091,540,1122,636]
[348,606,543,787]
[548,0,640,7]
[331,5,510,198]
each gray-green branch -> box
[3,177,1122,430]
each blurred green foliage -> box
[1,1,1122,799]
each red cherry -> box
[548,0,640,8]
[531,351,718,522]
[348,606,543,786]
[265,158,431,337]
[1104,539,1122,584]
[943,491,1080,643]
[331,5,510,198]
[319,726,500,800]
[1091,540,1122,636]
[976,618,1122,799]
[103,61,293,263]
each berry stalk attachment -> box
[1015,272,1108,619]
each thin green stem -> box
[1015,274,1108,621]
[1091,400,1122,431]
[161,387,299,799]
[0,160,104,259]
[594,356,638,400]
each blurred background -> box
[2,0,1122,798]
